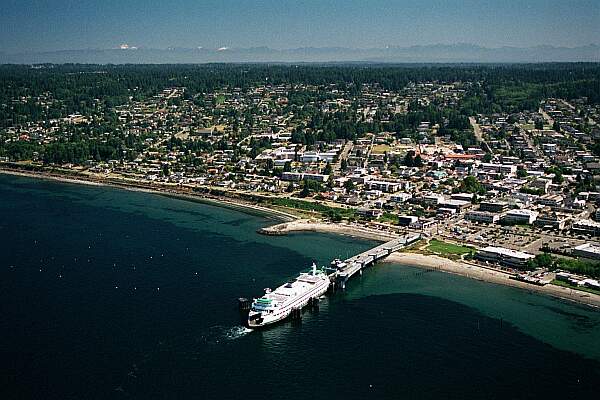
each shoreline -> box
[385,253,600,309]
[258,219,397,242]
[2,166,599,308]
[0,168,297,223]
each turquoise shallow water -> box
[1,174,599,399]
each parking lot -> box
[437,219,598,254]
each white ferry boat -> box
[248,263,330,328]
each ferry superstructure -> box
[247,263,330,328]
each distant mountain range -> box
[1,43,599,64]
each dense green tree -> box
[459,176,486,195]
[552,120,561,132]
[527,253,554,270]
[344,179,355,192]
[534,119,544,130]
[517,166,528,178]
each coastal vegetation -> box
[529,253,600,278]
[271,198,355,220]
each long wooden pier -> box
[329,233,421,289]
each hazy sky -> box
[1,0,598,52]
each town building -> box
[465,211,500,224]
[572,243,600,260]
[438,199,471,211]
[479,201,509,213]
[572,219,600,236]
[365,180,401,193]
[533,212,571,230]
[398,215,419,226]
[537,194,564,208]
[475,246,534,268]
[502,209,539,225]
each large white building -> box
[300,151,337,163]
[475,246,534,268]
[502,209,539,225]
[572,243,600,260]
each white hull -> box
[248,266,330,328]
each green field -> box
[426,239,475,256]
[379,212,399,225]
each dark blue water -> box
[1,174,599,399]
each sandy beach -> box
[259,219,398,241]
[385,252,600,308]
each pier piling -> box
[328,234,420,289]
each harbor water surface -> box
[1,174,599,399]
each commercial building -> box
[465,211,500,224]
[438,199,471,211]
[390,193,411,203]
[302,173,329,183]
[409,219,437,230]
[356,208,383,219]
[451,193,475,202]
[281,172,329,182]
[533,212,571,230]
[365,180,401,193]
[572,243,600,260]
[475,246,534,268]
[479,163,518,177]
[572,219,600,236]
[398,215,419,226]
[502,209,539,225]
[300,151,336,163]
[479,201,509,213]
[422,194,445,205]
[537,194,564,208]
[531,178,551,192]
[281,172,303,181]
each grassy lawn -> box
[371,144,391,154]
[379,212,399,225]
[551,279,600,296]
[426,239,475,256]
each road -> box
[539,107,554,127]
[469,117,492,154]
[334,140,353,172]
